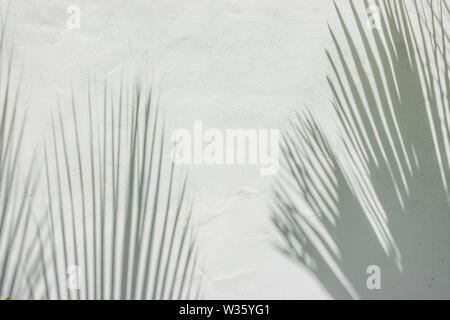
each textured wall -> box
[2,0,449,299]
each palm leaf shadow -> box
[0,4,40,299]
[273,0,450,299]
[36,78,200,300]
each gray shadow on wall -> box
[272,0,450,299]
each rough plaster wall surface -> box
[3,0,448,299]
[2,0,342,299]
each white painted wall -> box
[3,0,448,299]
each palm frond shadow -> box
[0,4,40,299]
[273,0,450,299]
[36,78,200,300]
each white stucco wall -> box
[3,0,448,299]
